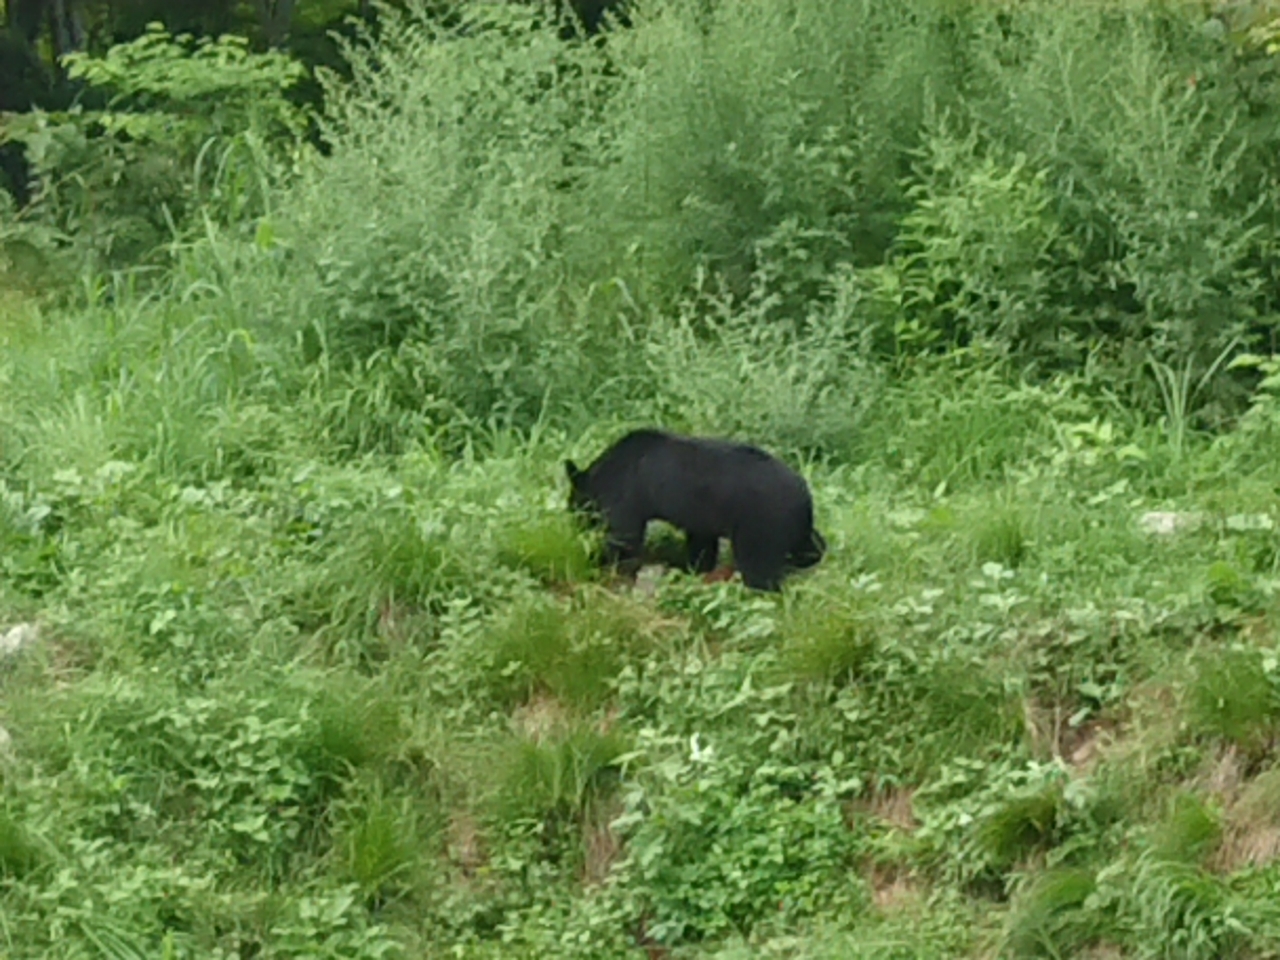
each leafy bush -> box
[482,588,667,711]
[1185,647,1279,754]
[890,127,1063,356]
[614,737,862,944]
[3,24,307,270]
[1003,868,1101,959]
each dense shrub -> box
[182,0,1278,451]
[2,24,308,271]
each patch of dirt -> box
[1236,614,1274,647]
[546,579,577,598]
[446,812,486,878]
[1102,682,1181,761]
[376,601,435,649]
[1063,718,1116,773]
[1214,824,1280,872]
[1199,745,1246,803]
[1022,697,1115,771]
[1212,765,1280,872]
[848,786,917,831]
[377,601,409,640]
[866,864,923,911]
[1126,681,1180,719]
[512,694,571,743]
[702,565,736,585]
[1022,696,1062,761]
[581,797,624,887]
[596,703,621,737]
[45,634,96,687]
[874,788,918,831]
[1078,946,1126,960]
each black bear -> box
[565,429,826,591]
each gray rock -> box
[0,622,38,659]
[1139,511,1204,537]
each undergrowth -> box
[6,0,1280,957]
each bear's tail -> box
[790,528,826,569]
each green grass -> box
[1185,647,1280,756]
[9,280,1280,956]
[496,512,598,586]
[1003,868,1100,958]
[6,0,1280,956]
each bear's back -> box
[592,431,805,506]
[595,430,777,473]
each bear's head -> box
[564,460,599,522]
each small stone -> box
[633,565,665,598]
[0,623,38,658]
[1139,511,1203,536]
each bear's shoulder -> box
[601,428,677,460]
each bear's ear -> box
[564,459,582,483]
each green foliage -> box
[915,760,1070,885]
[491,723,628,826]
[614,731,863,943]
[853,363,1062,488]
[1114,856,1249,960]
[3,23,307,270]
[975,783,1065,871]
[333,780,434,903]
[0,807,42,878]
[1003,868,1100,959]
[893,129,1062,355]
[775,594,877,685]
[1149,793,1222,866]
[190,0,1278,445]
[63,22,307,113]
[308,680,403,774]
[971,502,1030,569]
[1185,647,1279,753]
[497,511,598,586]
[12,1,1280,957]
[482,589,665,711]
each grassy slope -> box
[3,292,1280,959]
[4,0,1280,955]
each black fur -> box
[565,429,826,592]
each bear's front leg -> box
[602,525,646,579]
[685,533,720,574]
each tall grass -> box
[153,0,1265,455]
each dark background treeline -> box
[0,0,626,201]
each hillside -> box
[4,2,1280,957]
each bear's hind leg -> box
[685,533,719,574]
